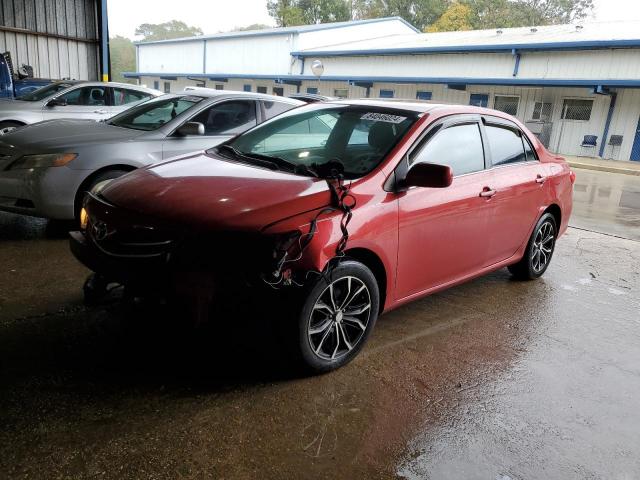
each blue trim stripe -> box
[124,72,640,88]
[134,17,418,46]
[292,39,640,57]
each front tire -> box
[292,260,380,373]
[75,169,130,222]
[508,213,557,280]
[0,121,23,135]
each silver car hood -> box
[0,119,145,153]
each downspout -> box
[599,91,617,158]
[98,0,110,81]
[512,49,521,77]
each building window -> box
[334,88,349,99]
[243,84,252,92]
[257,86,268,94]
[561,99,593,121]
[416,91,432,101]
[273,87,284,96]
[379,89,394,98]
[532,102,553,121]
[306,87,318,94]
[153,80,159,90]
[469,94,489,107]
[163,82,171,93]
[215,84,224,90]
[494,95,520,116]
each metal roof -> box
[135,17,419,46]
[292,20,640,56]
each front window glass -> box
[190,100,257,135]
[225,106,417,178]
[108,95,203,131]
[15,82,74,101]
[58,86,106,106]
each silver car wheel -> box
[531,220,555,273]
[307,276,372,361]
[0,126,17,135]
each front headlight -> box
[79,207,89,230]
[9,153,77,170]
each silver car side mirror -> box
[177,122,205,136]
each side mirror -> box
[405,162,453,189]
[46,97,67,107]
[177,122,204,136]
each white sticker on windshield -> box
[361,112,407,124]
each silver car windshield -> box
[107,95,204,131]
[16,83,74,101]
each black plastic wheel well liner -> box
[343,247,387,314]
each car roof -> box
[52,80,163,95]
[176,88,305,105]
[327,98,517,119]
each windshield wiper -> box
[217,145,278,170]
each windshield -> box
[107,95,204,131]
[222,105,418,179]
[16,82,74,101]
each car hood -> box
[100,151,332,232]
[0,119,145,153]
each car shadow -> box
[0,212,73,240]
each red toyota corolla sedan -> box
[70,100,574,372]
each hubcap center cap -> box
[335,311,343,323]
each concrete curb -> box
[567,161,640,176]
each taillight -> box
[569,170,576,184]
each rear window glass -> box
[108,96,203,131]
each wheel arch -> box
[543,203,562,228]
[343,247,388,314]
[74,164,137,213]
[0,119,26,126]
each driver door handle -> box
[93,109,108,114]
[536,174,547,184]
[479,187,497,198]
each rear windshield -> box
[225,105,418,179]
[108,95,204,131]
[16,83,74,101]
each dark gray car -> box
[0,90,303,220]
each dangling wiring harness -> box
[263,162,356,289]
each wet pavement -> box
[1,169,639,479]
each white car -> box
[0,81,163,134]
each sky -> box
[106,0,640,39]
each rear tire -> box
[0,121,23,135]
[508,213,557,280]
[289,260,380,374]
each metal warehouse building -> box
[0,0,109,81]
[127,17,640,162]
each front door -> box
[396,121,493,299]
[42,85,111,121]
[631,115,640,161]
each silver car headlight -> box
[9,153,77,170]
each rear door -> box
[396,118,495,299]
[162,99,258,159]
[42,85,110,121]
[481,118,550,265]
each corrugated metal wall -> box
[0,0,100,80]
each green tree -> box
[426,2,473,31]
[135,20,203,42]
[353,0,449,31]
[230,23,273,31]
[109,35,136,84]
[267,0,306,26]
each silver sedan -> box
[0,90,303,221]
[0,81,163,134]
